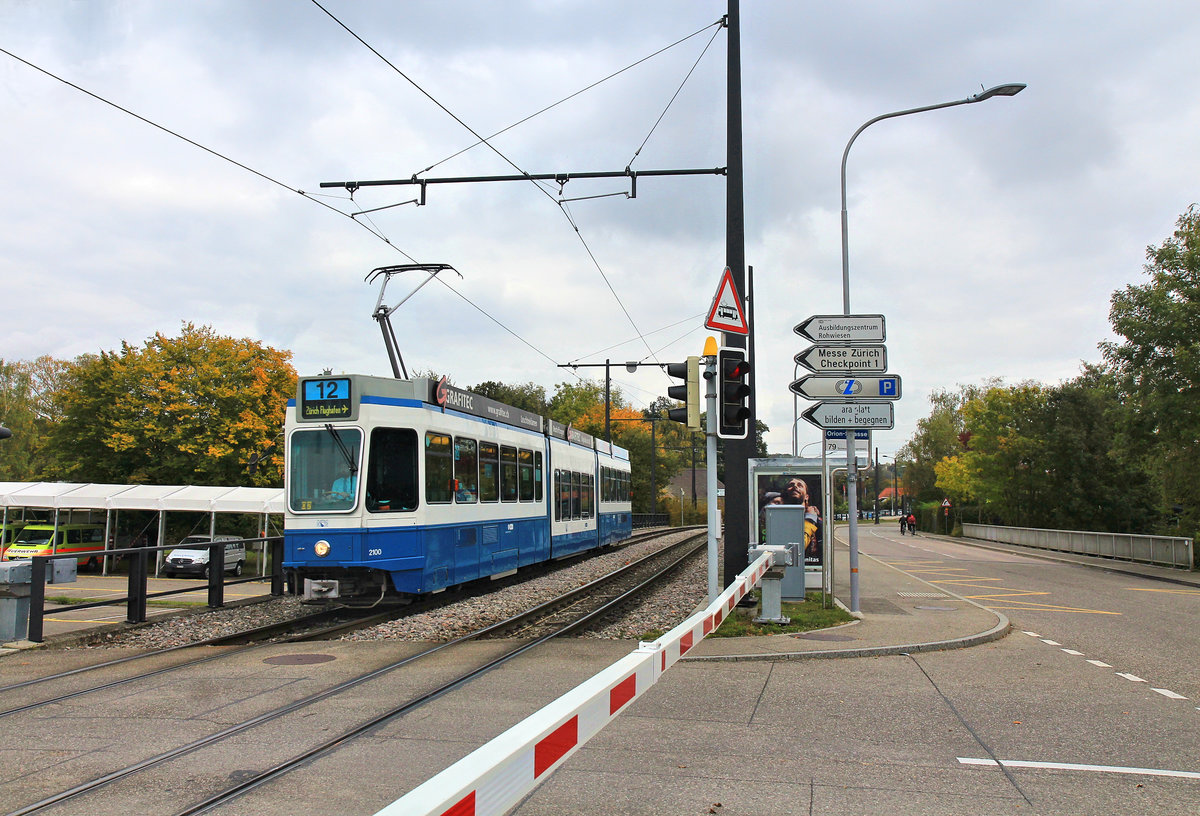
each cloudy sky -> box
[3,1,1198,457]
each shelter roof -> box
[0,482,283,514]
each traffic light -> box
[665,356,700,431]
[717,347,752,439]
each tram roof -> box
[0,482,283,514]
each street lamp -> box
[0,426,11,440]
[839,82,1026,613]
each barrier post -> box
[127,548,148,624]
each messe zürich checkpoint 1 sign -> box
[795,343,887,374]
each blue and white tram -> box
[283,374,633,599]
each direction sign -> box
[801,401,894,430]
[794,314,885,344]
[795,344,887,374]
[789,374,901,400]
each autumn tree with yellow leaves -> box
[42,324,296,486]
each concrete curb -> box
[683,549,1011,662]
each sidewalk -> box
[687,528,1200,662]
[686,536,1010,661]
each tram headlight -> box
[314,539,331,558]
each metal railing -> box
[632,514,670,529]
[24,536,284,643]
[962,523,1194,570]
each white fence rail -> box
[962,523,1194,570]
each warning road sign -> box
[704,267,748,335]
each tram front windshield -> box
[289,427,363,512]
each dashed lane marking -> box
[1116,672,1146,683]
[1152,688,1188,700]
[1087,660,1113,668]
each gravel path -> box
[72,530,708,649]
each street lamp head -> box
[970,83,1027,102]
[0,426,11,440]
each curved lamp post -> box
[839,82,1026,613]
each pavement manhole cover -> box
[792,632,856,641]
[263,653,337,665]
[914,606,957,612]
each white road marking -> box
[1116,672,1146,683]
[1086,660,1112,668]
[1061,649,1084,656]
[1040,639,1062,646]
[958,757,1200,780]
[1152,688,1188,700]
[1023,631,1041,637]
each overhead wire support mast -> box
[320,166,727,202]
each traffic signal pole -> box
[722,0,752,581]
[704,351,719,603]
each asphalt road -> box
[516,526,1200,815]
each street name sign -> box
[790,374,901,400]
[824,429,871,452]
[795,344,887,374]
[802,400,895,430]
[793,314,885,344]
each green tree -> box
[43,324,296,486]
[0,355,71,480]
[898,383,989,503]
[1103,205,1200,533]
[469,380,549,416]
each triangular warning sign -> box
[704,267,749,335]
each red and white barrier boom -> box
[375,549,775,816]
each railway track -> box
[3,528,703,816]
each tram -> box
[283,374,633,600]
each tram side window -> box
[571,471,581,519]
[425,432,454,504]
[366,428,418,513]
[518,449,534,501]
[554,469,562,521]
[500,446,518,502]
[535,452,544,502]
[480,443,499,502]
[454,437,478,503]
[582,474,593,518]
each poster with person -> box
[756,471,823,568]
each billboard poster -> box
[755,470,824,569]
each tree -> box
[469,380,549,416]
[43,324,296,486]
[0,355,71,480]
[1103,205,1200,533]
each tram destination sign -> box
[795,344,887,374]
[801,400,895,430]
[794,314,886,344]
[790,374,902,400]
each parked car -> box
[163,535,246,578]
[2,523,106,570]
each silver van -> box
[163,535,246,578]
